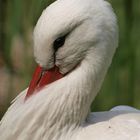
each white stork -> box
[1,0,140,140]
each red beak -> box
[25,66,63,100]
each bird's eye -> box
[53,35,66,52]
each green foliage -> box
[92,0,140,111]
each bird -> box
[1,0,140,140]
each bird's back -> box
[78,110,140,140]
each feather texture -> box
[1,0,140,140]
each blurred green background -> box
[0,0,140,119]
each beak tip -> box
[25,65,63,100]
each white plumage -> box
[1,0,140,140]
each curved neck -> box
[19,47,113,140]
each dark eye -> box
[53,35,66,52]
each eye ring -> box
[53,35,67,52]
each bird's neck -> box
[28,47,110,140]
[25,48,113,140]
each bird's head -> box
[25,0,118,99]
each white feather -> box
[1,0,140,140]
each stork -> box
[1,0,140,140]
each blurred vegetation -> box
[0,0,140,118]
